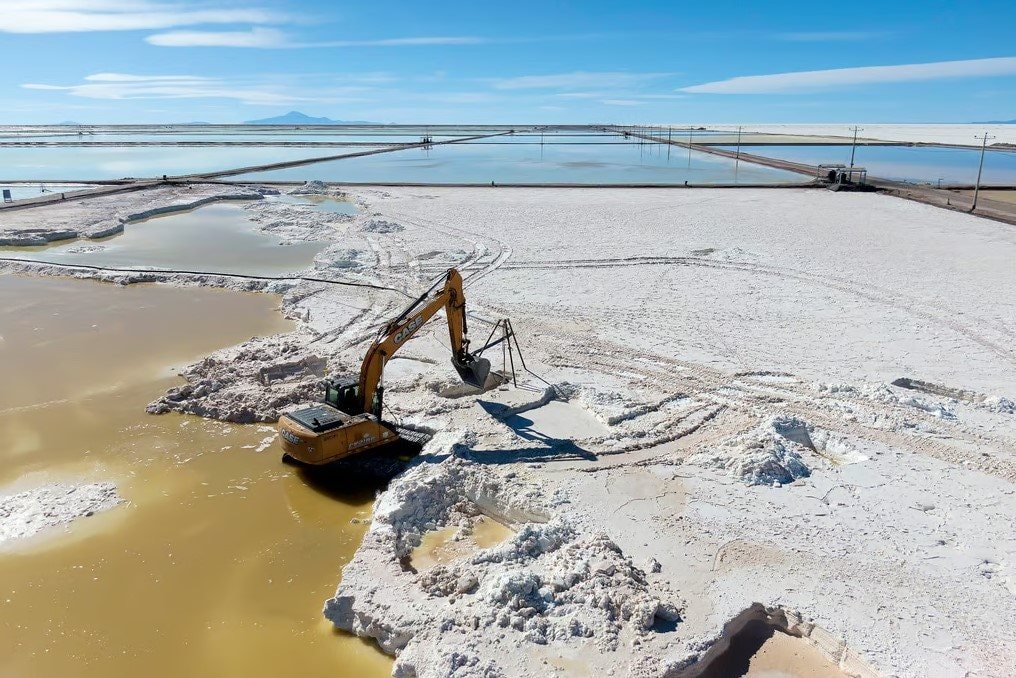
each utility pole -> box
[734,125,742,182]
[971,132,996,212]
[687,125,693,168]
[848,125,863,168]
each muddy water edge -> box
[0,275,391,677]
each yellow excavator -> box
[278,268,491,465]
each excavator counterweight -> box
[278,269,491,465]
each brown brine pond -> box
[0,275,390,677]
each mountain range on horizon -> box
[243,111,375,125]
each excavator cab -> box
[324,377,364,415]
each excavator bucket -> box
[453,355,491,389]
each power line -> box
[0,258,415,297]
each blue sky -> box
[1,0,1013,123]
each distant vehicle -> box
[278,268,492,465]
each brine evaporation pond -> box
[717,144,1016,185]
[0,127,805,185]
[0,275,392,678]
[233,136,803,185]
[0,202,326,276]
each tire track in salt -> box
[381,208,513,288]
[539,328,1014,479]
[503,255,1016,366]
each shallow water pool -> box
[0,202,326,276]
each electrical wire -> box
[0,257,415,297]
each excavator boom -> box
[359,269,489,410]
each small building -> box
[817,163,868,186]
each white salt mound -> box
[985,396,1015,414]
[689,416,812,486]
[314,246,365,270]
[65,244,106,254]
[0,482,122,544]
[361,218,405,234]
[288,180,329,195]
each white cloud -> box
[555,91,685,103]
[21,72,367,105]
[0,0,284,33]
[492,71,669,90]
[634,93,687,100]
[146,27,287,47]
[320,36,484,47]
[85,73,214,82]
[554,91,610,99]
[145,29,485,49]
[681,56,1016,94]
[421,92,498,104]
[775,30,889,42]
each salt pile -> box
[325,452,682,676]
[288,180,329,195]
[361,218,405,234]
[689,415,813,486]
[1,482,122,544]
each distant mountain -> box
[243,111,372,125]
[972,119,1016,124]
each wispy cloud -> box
[87,73,216,82]
[21,72,373,105]
[146,30,486,48]
[634,93,687,100]
[492,71,670,90]
[146,29,487,48]
[555,91,686,104]
[146,27,288,47]
[775,30,890,42]
[0,1,285,33]
[321,36,484,47]
[680,56,1016,93]
[554,91,610,99]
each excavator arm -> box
[358,269,490,413]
